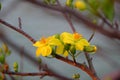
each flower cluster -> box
[33,32,97,57]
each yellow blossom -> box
[74,0,86,10]
[75,39,90,51]
[33,32,97,57]
[33,36,61,57]
[60,32,89,51]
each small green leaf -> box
[72,73,80,79]
[70,45,76,55]
[88,0,100,10]
[0,3,1,10]
[66,0,73,8]
[6,50,11,56]
[13,62,18,72]
[51,0,56,4]
[0,55,5,64]
[0,48,3,53]
[102,0,115,21]
[43,0,56,5]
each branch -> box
[2,71,50,76]
[56,0,76,33]
[0,19,99,80]
[26,0,120,40]
[0,30,72,80]
[55,55,99,80]
[0,19,36,43]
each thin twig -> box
[56,0,76,33]
[0,19,36,43]
[26,0,120,40]
[2,71,50,76]
[18,17,22,29]
[0,30,72,80]
[84,31,100,79]
[88,30,95,42]
[0,20,99,80]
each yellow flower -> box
[60,32,89,51]
[75,39,90,51]
[74,0,86,10]
[60,32,82,44]
[33,36,61,57]
[56,44,69,57]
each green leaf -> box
[66,0,73,8]
[70,45,76,55]
[0,55,5,64]
[88,0,100,10]
[102,0,114,21]
[0,3,1,10]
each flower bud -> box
[70,45,76,55]
[2,43,8,53]
[84,45,97,53]
[74,0,86,11]
[13,62,18,72]
[72,73,80,79]
[54,34,60,39]
[0,55,5,64]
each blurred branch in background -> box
[26,0,120,40]
[0,0,120,80]
[0,29,72,80]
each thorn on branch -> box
[18,17,22,29]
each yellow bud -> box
[2,43,8,53]
[84,45,97,53]
[13,62,18,72]
[74,0,86,10]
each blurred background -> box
[0,0,120,80]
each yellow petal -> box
[36,47,42,57]
[63,50,68,57]
[33,41,41,47]
[41,46,52,57]
[33,41,46,47]
[49,38,61,46]
[56,44,64,54]
[75,39,89,51]
[75,43,84,51]
[77,39,90,46]
[60,32,74,44]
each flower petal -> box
[63,50,68,57]
[33,41,41,47]
[41,46,52,57]
[36,47,42,57]
[56,44,64,54]
[75,39,90,51]
[60,32,74,44]
[49,37,61,46]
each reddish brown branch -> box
[55,55,99,80]
[0,19,99,80]
[26,0,120,40]
[0,19,36,43]
[56,0,76,33]
[0,31,72,80]
[2,71,50,76]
